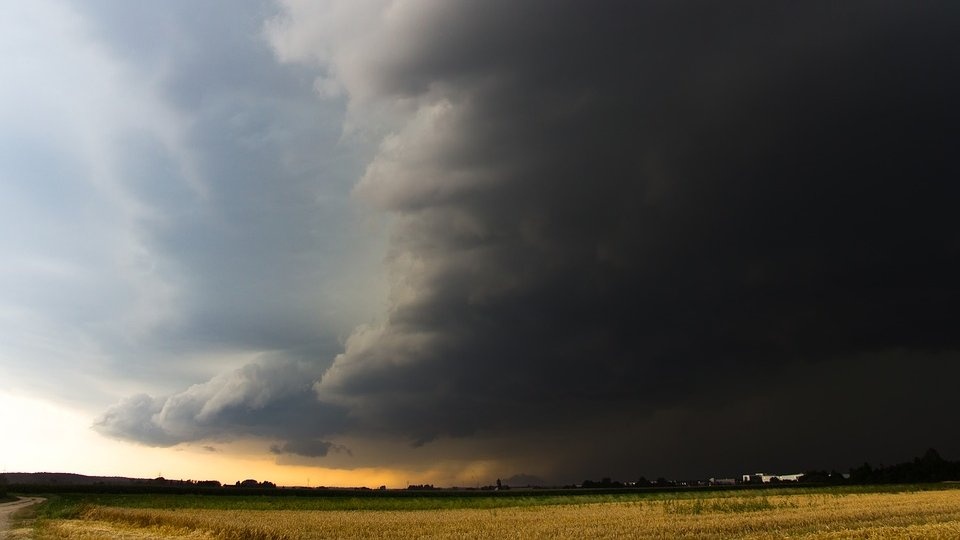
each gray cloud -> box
[1,0,383,410]
[93,394,178,447]
[72,0,382,355]
[95,358,349,447]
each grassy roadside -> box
[22,494,87,519]
[5,497,44,540]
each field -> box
[12,485,960,539]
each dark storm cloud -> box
[270,439,350,458]
[300,0,960,474]
[99,0,960,480]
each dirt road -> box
[0,497,43,538]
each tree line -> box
[811,448,960,485]
[577,448,960,488]
[850,448,960,484]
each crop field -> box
[14,485,960,539]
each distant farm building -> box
[709,478,737,486]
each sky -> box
[2,1,959,488]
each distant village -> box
[570,471,817,490]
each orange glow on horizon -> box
[0,392,506,489]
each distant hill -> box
[2,472,142,486]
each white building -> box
[742,472,803,483]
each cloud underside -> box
[97,1,960,479]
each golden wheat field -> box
[19,488,960,539]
